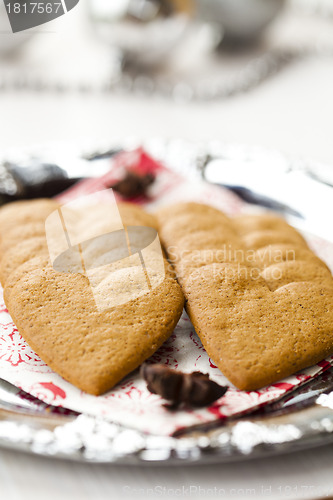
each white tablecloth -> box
[1,3,333,499]
[0,444,332,500]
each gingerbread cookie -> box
[1,199,185,395]
[0,237,48,286]
[7,266,184,395]
[184,263,333,390]
[0,222,47,258]
[253,244,331,271]
[156,202,333,390]
[0,199,59,238]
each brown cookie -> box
[261,259,333,291]
[173,245,250,286]
[184,263,333,390]
[233,213,304,236]
[156,202,231,226]
[156,202,333,390]
[242,229,308,251]
[0,237,48,286]
[6,266,184,395]
[118,202,158,229]
[0,199,59,241]
[176,230,242,252]
[0,222,47,258]
[1,199,185,395]
[4,255,52,301]
[252,244,331,272]
[159,212,237,249]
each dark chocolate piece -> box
[110,171,155,198]
[141,363,228,408]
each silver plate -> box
[1,140,333,465]
[1,372,333,464]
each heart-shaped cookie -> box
[0,237,48,286]
[184,262,333,390]
[6,266,184,395]
[1,198,184,395]
[156,202,333,390]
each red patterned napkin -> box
[0,149,332,436]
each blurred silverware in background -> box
[195,0,285,44]
[88,0,285,70]
[1,0,332,101]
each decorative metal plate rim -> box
[1,402,333,465]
